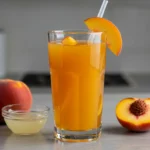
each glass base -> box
[54,126,101,142]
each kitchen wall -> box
[0,0,150,73]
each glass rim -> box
[48,30,104,35]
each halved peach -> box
[116,97,150,132]
[84,17,122,56]
[62,36,77,45]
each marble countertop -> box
[1,92,150,150]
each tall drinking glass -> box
[48,30,106,142]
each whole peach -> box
[0,79,32,122]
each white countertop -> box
[1,92,150,150]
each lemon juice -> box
[5,112,47,135]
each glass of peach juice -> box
[48,30,106,142]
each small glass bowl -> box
[2,104,50,135]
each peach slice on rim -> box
[84,17,122,56]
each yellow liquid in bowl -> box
[5,112,47,135]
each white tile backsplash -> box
[0,0,150,73]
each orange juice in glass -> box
[48,30,106,142]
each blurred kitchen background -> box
[0,0,150,93]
